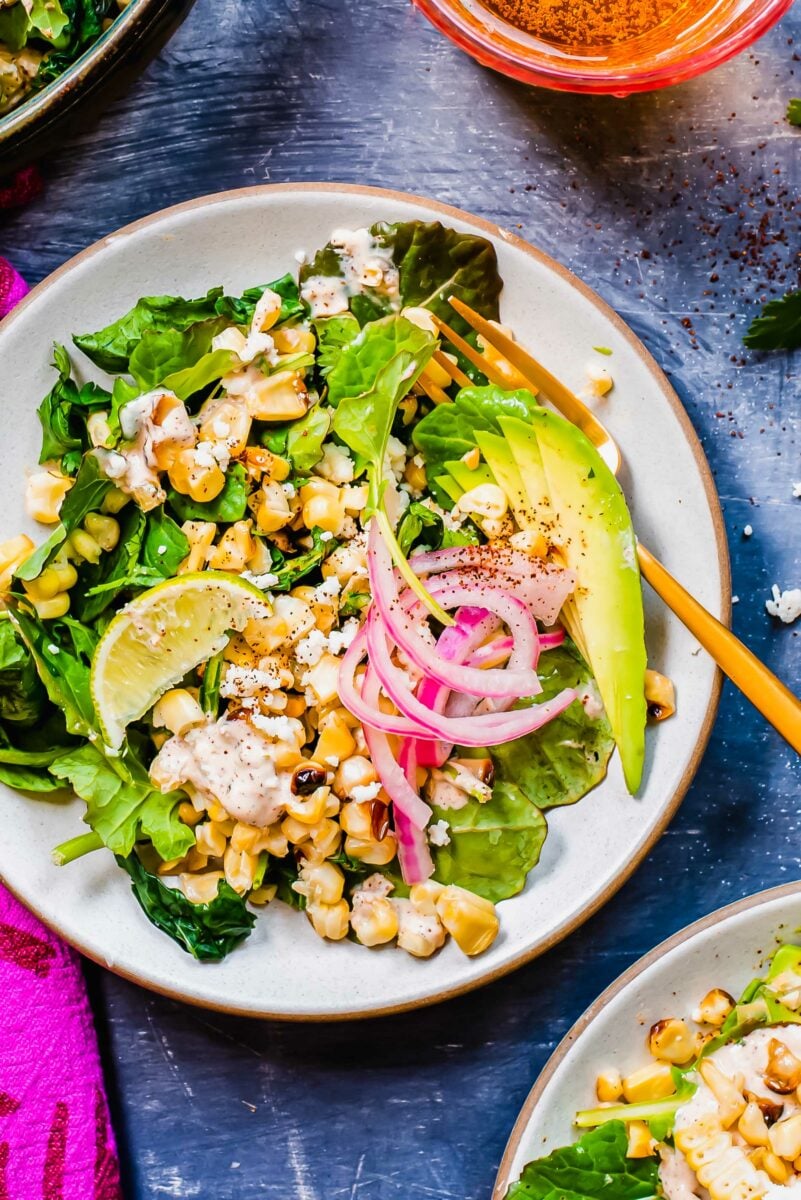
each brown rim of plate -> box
[0,183,731,1021]
[493,878,801,1198]
[0,0,181,144]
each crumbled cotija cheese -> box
[428,820,451,847]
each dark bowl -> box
[0,0,195,174]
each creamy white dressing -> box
[97,391,195,511]
[149,717,293,828]
[659,1147,708,1200]
[300,226,399,318]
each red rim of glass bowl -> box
[412,0,795,94]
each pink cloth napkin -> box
[1,168,123,1197]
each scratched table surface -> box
[2,0,801,1196]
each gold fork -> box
[430,296,801,755]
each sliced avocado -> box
[493,418,559,544]
[500,413,647,794]
[475,429,549,536]
[443,461,495,493]
[435,475,463,505]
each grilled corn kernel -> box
[31,593,70,619]
[626,1121,656,1159]
[344,834,398,866]
[199,398,251,457]
[596,1070,624,1103]
[249,883,278,906]
[25,469,72,524]
[224,845,259,893]
[409,881,445,916]
[752,1147,791,1185]
[151,688,205,736]
[303,653,342,706]
[301,494,345,536]
[299,861,345,906]
[282,815,313,845]
[339,801,375,839]
[435,885,499,957]
[315,712,356,766]
[695,989,736,1027]
[307,818,342,861]
[243,615,288,655]
[739,1103,770,1148]
[334,757,379,801]
[351,897,398,947]
[308,899,350,941]
[228,823,269,854]
[648,1017,696,1065]
[285,786,330,826]
[67,528,102,564]
[403,459,427,492]
[255,479,292,533]
[0,534,34,592]
[698,1060,747,1128]
[205,799,230,823]
[22,561,78,600]
[395,899,446,958]
[83,513,120,552]
[207,520,255,572]
[101,487,130,514]
[645,668,676,722]
[509,530,549,558]
[87,410,115,448]
[764,1038,801,1095]
[178,801,203,828]
[273,326,316,355]
[622,1062,676,1104]
[184,846,208,872]
[179,870,224,904]
[194,822,227,859]
[180,521,217,573]
[168,449,226,503]
[246,370,308,421]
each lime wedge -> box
[91,572,270,750]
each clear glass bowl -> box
[411,0,794,95]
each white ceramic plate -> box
[0,184,728,1018]
[494,881,801,1197]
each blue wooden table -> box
[2,1,801,1195]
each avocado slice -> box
[435,475,463,505]
[499,413,647,794]
[443,461,495,492]
[475,428,552,538]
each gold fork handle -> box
[637,544,801,752]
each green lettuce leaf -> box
[214,273,304,326]
[50,742,194,861]
[162,349,236,401]
[396,500,479,556]
[505,1122,660,1200]
[744,290,801,351]
[74,288,226,373]
[490,642,614,811]
[15,451,113,581]
[431,781,547,903]
[0,618,46,725]
[128,321,228,391]
[167,462,248,523]
[413,385,540,485]
[285,404,332,472]
[37,344,111,473]
[76,506,189,622]
[314,314,361,377]
[8,607,96,738]
[35,0,116,86]
[117,853,255,961]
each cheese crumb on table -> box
[766,585,801,624]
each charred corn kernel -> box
[285,787,330,825]
[229,822,271,854]
[168,449,225,503]
[645,669,676,722]
[255,479,291,533]
[25,470,72,524]
[622,1061,676,1104]
[206,799,231,823]
[180,521,217,573]
[87,411,115,448]
[395,899,446,958]
[699,1060,747,1128]
[246,370,308,421]
[207,520,255,572]
[435,885,499,956]
[403,459,427,492]
[282,815,313,845]
[626,1121,655,1159]
[648,1018,696,1065]
[752,1147,791,1185]
[249,883,278,906]
[409,881,445,915]
[456,483,508,522]
[321,541,367,587]
[303,652,342,706]
[272,326,316,354]
[31,593,70,619]
[350,897,398,946]
[199,398,251,456]
[596,1070,624,1103]
[243,615,289,655]
[316,714,356,767]
[22,561,77,600]
[223,844,259,893]
[100,487,130,514]
[178,801,202,828]
[339,800,375,838]
[739,1104,770,1148]
[764,1038,801,1094]
[179,870,224,905]
[183,847,208,872]
[307,899,349,941]
[272,595,315,643]
[333,753,381,801]
[695,989,736,1027]
[67,528,102,564]
[0,534,34,592]
[151,688,205,736]
[344,834,397,866]
[301,493,344,536]
[84,513,120,552]
[768,1114,801,1161]
[297,861,345,906]
[195,822,227,859]
[285,694,306,719]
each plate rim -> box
[0,181,730,1020]
[492,878,801,1197]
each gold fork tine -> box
[416,371,452,406]
[431,314,529,393]
[433,350,471,389]
[447,296,620,475]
